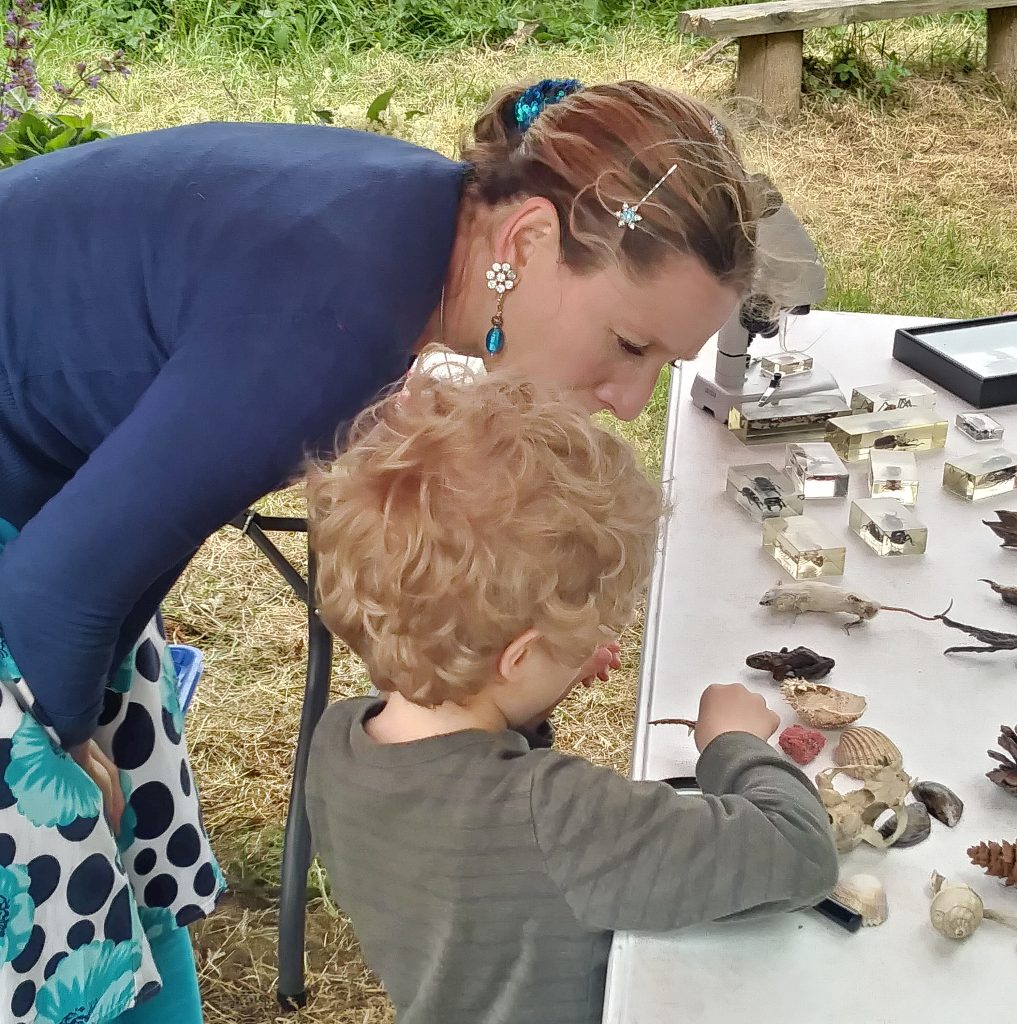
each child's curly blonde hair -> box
[307,374,664,706]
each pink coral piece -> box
[779,725,826,765]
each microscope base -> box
[690,369,849,445]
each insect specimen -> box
[872,433,921,451]
[863,512,919,550]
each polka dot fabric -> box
[0,618,226,1022]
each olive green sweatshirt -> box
[307,699,838,1024]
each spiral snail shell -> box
[928,870,1017,940]
[931,889,983,938]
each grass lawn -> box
[26,17,1017,1022]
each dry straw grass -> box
[59,19,1017,1021]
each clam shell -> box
[833,727,903,779]
[877,801,932,848]
[912,781,964,827]
[833,874,888,926]
[780,679,867,729]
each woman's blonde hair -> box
[462,80,760,291]
[307,374,663,706]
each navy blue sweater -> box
[0,122,465,745]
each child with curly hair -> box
[305,375,837,1024]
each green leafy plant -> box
[2,1,130,167]
[364,86,425,133]
[91,0,163,51]
[803,26,912,104]
[0,107,109,168]
[44,0,698,57]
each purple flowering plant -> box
[1,0,130,167]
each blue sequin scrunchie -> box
[513,78,583,133]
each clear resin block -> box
[825,408,948,462]
[849,379,937,414]
[955,411,1004,443]
[729,394,852,445]
[760,351,814,376]
[849,498,928,557]
[763,516,846,579]
[942,449,1017,501]
[868,450,918,506]
[785,442,849,499]
[726,464,804,521]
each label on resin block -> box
[943,449,1017,501]
[868,450,918,506]
[785,442,849,499]
[763,515,846,579]
[849,498,928,556]
[849,379,937,414]
[726,463,804,521]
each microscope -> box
[689,181,849,442]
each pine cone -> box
[987,724,1017,796]
[968,840,1017,887]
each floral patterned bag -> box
[0,518,225,1023]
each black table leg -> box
[276,542,333,1010]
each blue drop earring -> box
[484,261,516,355]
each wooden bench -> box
[681,0,1017,119]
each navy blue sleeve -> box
[0,311,406,746]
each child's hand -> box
[694,683,779,753]
[576,642,621,687]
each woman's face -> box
[463,199,742,421]
[493,251,740,420]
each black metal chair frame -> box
[229,509,332,1011]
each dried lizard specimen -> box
[981,579,1017,608]
[759,584,1017,659]
[934,602,1017,656]
[745,646,834,681]
[984,510,1017,548]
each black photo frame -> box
[893,313,1017,409]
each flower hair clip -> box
[614,163,679,230]
[513,78,583,133]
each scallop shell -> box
[833,727,903,779]
[833,874,888,926]
[780,679,867,729]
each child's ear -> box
[497,628,542,683]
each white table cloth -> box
[603,311,1017,1023]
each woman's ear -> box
[497,627,542,683]
[494,197,562,274]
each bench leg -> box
[988,7,1017,82]
[277,545,333,1011]
[736,31,803,120]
